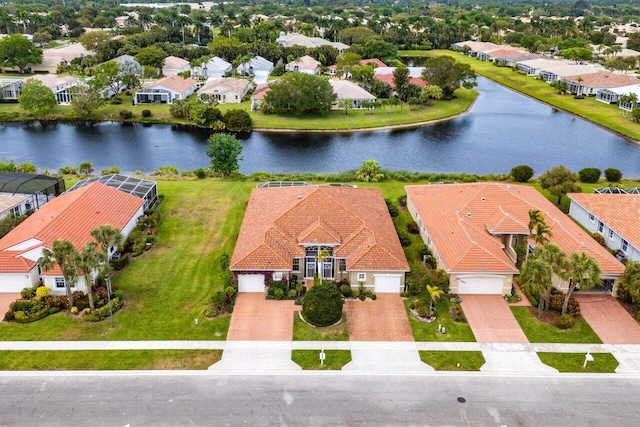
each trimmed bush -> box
[84,297,124,322]
[72,291,89,311]
[406,220,420,234]
[36,286,51,299]
[119,110,134,120]
[578,167,601,184]
[555,314,575,330]
[111,254,129,270]
[397,195,407,207]
[385,199,399,217]
[397,230,412,247]
[604,168,622,183]
[21,287,36,300]
[510,165,534,182]
[549,290,580,316]
[302,283,344,327]
[14,306,49,323]
[223,109,253,132]
[45,295,69,310]
[591,233,605,246]
[114,290,125,300]
[141,109,152,118]
[193,168,207,179]
[339,284,352,298]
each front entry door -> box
[306,261,316,279]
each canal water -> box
[0,77,638,176]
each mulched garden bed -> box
[525,306,586,325]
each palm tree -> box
[562,252,602,315]
[91,225,124,264]
[528,209,553,248]
[40,240,79,309]
[426,284,443,318]
[537,244,567,311]
[74,242,101,310]
[519,256,552,317]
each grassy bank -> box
[0,83,477,131]
[401,49,640,142]
[0,350,221,370]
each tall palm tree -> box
[562,252,602,315]
[74,242,101,310]
[426,284,443,318]
[40,240,79,309]
[528,209,553,248]
[519,256,552,317]
[91,225,124,264]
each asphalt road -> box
[1,372,640,426]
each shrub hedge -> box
[84,297,124,322]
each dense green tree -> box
[206,133,243,178]
[510,165,534,183]
[118,59,144,89]
[361,39,397,61]
[539,165,579,205]
[262,73,336,116]
[618,262,640,304]
[91,60,122,95]
[70,85,105,120]
[561,47,593,62]
[356,159,384,182]
[136,45,167,70]
[79,30,112,61]
[627,33,640,52]
[40,240,79,310]
[339,26,379,45]
[18,80,56,115]
[562,252,601,315]
[519,256,552,317]
[392,64,410,93]
[223,109,253,132]
[421,55,476,98]
[0,34,41,73]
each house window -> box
[292,258,300,272]
[588,214,595,223]
[598,221,604,232]
[512,237,519,248]
[55,277,65,288]
[356,272,366,282]
[622,240,629,253]
[608,229,614,240]
[273,272,283,281]
[10,205,20,216]
[338,259,346,272]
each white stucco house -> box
[134,75,198,105]
[162,56,191,76]
[0,182,146,294]
[285,55,321,74]
[328,79,376,109]
[569,193,640,263]
[236,56,274,84]
[191,56,232,79]
[196,77,251,104]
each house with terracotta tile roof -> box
[250,81,276,111]
[569,193,640,263]
[328,79,376,109]
[230,185,409,293]
[327,58,387,76]
[406,183,625,295]
[0,182,144,294]
[134,75,198,105]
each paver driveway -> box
[0,293,19,322]
[346,295,414,341]
[226,293,298,341]
[460,295,528,343]
[574,294,640,344]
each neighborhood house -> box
[405,183,625,296]
[134,75,198,105]
[196,77,251,104]
[162,55,191,76]
[230,184,409,294]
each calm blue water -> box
[0,77,638,176]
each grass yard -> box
[0,179,255,341]
[413,50,640,141]
[419,351,486,371]
[511,307,602,343]
[537,352,619,373]
[293,312,349,341]
[405,297,476,342]
[0,350,221,370]
[291,350,352,370]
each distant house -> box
[162,56,191,76]
[286,55,321,74]
[191,56,232,79]
[111,54,136,65]
[561,72,639,96]
[230,184,409,293]
[197,77,251,104]
[0,182,145,294]
[373,73,426,89]
[477,47,521,62]
[538,63,604,83]
[276,32,349,53]
[0,79,22,101]
[30,42,94,74]
[516,58,565,76]
[134,75,198,105]
[328,58,387,75]
[451,41,500,57]
[406,183,625,296]
[237,56,274,84]
[0,194,34,219]
[569,193,640,263]
[28,75,79,104]
[328,79,376,109]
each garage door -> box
[237,274,265,293]
[374,275,402,293]
[456,276,504,295]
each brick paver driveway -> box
[346,295,414,341]
[0,293,19,322]
[460,295,528,343]
[575,294,640,344]
[227,293,298,341]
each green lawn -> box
[0,350,221,370]
[537,352,619,373]
[293,312,349,341]
[0,179,255,341]
[406,49,640,141]
[511,307,602,343]
[405,297,476,342]
[291,350,352,370]
[420,351,486,371]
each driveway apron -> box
[345,295,414,341]
[460,295,528,343]
[226,293,297,341]
[575,294,640,344]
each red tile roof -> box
[406,183,625,276]
[568,193,640,250]
[0,182,144,254]
[0,251,37,273]
[230,186,409,272]
[373,73,426,89]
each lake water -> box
[0,77,638,177]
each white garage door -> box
[457,276,503,294]
[237,274,265,293]
[374,275,402,293]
